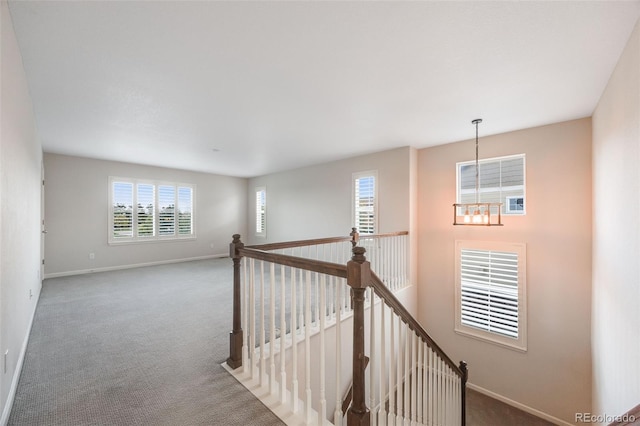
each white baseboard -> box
[0,290,40,426]
[467,382,573,426]
[43,254,228,279]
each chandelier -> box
[453,119,503,226]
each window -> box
[255,187,266,237]
[455,240,527,352]
[457,154,525,215]
[506,196,524,213]
[353,171,377,235]
[109,177,195,243]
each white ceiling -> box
[8,1,640,178]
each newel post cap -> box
[229,234,244,258]
[347,246,370,289]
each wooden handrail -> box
[358,231,409,239]
[246,235,353,251]
[246,230,409,252]
[369,271,464,378]
[238,247,348,278]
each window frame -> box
[255,186,266,238]
[352,171,378,235]
[454,240,527,352]
[456,154,526,216]
[108,177,196,245]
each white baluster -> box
[249,258,256,379]
[378,300,386,426]
[269,262,276,395]
[422,343,427,426]
[396,319,403,425]
[280,264,287,404]
[329,244,335,321]
[411,333,417,425]
[334,279,343,426]
[259,261,266,388]
[369,287,376,424]
[305,270,313,424]
[438,357,443,426]
[403,234,408,287]
[291,266,299,414]
[298,269,304,343]
[318,275,327,425]
[242,256,248,371]
[388,312,396,426]
[417,338,423,425]
[427,349,433,426]
[403,323,410,425]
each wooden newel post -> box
[460,360,468,426]
[346,246,371,426]
[227,234,244,369]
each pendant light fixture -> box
[453,119,503,226]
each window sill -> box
[108,236,197,246]
[455,326,527,353]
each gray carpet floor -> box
[8,257,555,426]
[8,258,284,426]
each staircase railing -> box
[366,272,467,426]
[247,228,409,292]
[227,230,467,426]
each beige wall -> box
[592,18,640,421]
[417,118,592,424]
[0,1,43,421]
[43,153,247,276]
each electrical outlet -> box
[89,252,95,260]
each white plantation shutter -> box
[137,184,155,237]
[109,177,195,243]
[256,188,266,235]
[177,186,193,236]
[354,172,376,235]
[456,241,527,351]
[112,182,133,239]
[460,249,519,338]
[158,185,175,236]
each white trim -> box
[43,254,227,279]
[0,291,40,426]
[467,382,573,426]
